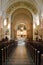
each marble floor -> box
[5,41,35,65]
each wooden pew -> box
[0,40,17,65]
[26,41,43,65]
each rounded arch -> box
[11,8,33,19]
[11,8,33,30]
[11,8,33,40]
[6,1,38,15]
[9,6,34,17]
[16,23,27,30]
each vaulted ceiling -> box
[0,0,43,16]
[6,1,37,14]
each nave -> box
[5,41,34,65]
[0,0,43,65]
[0,39,43,65]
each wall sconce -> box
[36,15,39,25]
[36,19,39,25]
[8,24,10,29]
[33,23,36,29]
[4,19,7,26]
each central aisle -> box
[6,41,34,65]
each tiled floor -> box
[5,41,35,65]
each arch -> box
[6,1,38,15]
[11,8,33,22]
[11,8,33,40]
[16,23,27,30]
[11,8,33,30]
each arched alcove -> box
[16,23,27,41]
[11,8,33,40]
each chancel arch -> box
[11,8,33,40]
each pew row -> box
[0,40,17,65]
[26,41,43,65]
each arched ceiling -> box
[11,8,33,21]
[11,15,33,30]
[6,1,38,14]
[11,8,33,30]
[0,0,43,16]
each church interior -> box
[0,0,43,65]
